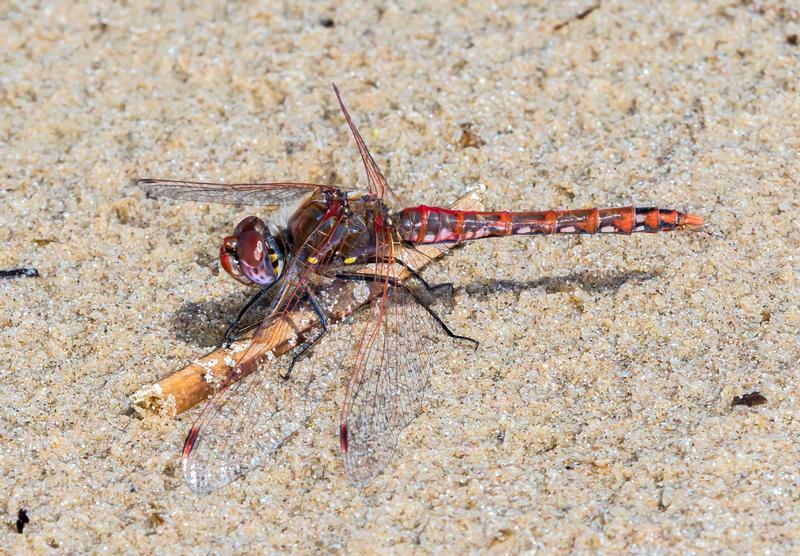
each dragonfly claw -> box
[221,327,238,348]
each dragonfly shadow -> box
[171,270,658,346]
[461,269,661,298]
[172,291,270,347]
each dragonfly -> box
[138,85,704,492]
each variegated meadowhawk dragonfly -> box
[138,85,704,492]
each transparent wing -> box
[395,242,455,292]
[182,212,349,493]
[137,179,338,206]
[182,309,337,493]
[339,228,452,487]
[332,84,400,204]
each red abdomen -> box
[398,205,703,244]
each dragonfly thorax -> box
[219,216,285,287]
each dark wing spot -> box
[183,427,201,458]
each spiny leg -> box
[223,286,272,347]
[398,242,458,297]
[341,254,455,296]
[404,282,478,349]
[280,289,331,381]
[334,272,478,349]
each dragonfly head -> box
[219,216,285,287]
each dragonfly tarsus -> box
[338,254,453,294]
[281,291,331,381]
[223,286,274,347]
[333,271,479,349]
[404,284,478,349]
[382,256,447,293]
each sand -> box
[1,0,799,553]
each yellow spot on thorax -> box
[307,256,319,265]
[344,257,357,264]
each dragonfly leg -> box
[402,281,477,349]
[333,272,478,349]
[223,286,272,347]
[382,257,439,292]
[340,255,454,295]
[280,290,331,381]
[392,257,455,297]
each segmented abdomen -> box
[398,205,703,244]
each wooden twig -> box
[130,191,484,417]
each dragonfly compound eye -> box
[219,236,253,286]
[233,215,269,237]
[220,216,284,287]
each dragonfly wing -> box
[182,320,338,493]
[332,85,399,203]
[339,229,448,487]
[136,179,338,206]
[182,211,348,493]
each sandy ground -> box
[2,0,799,553]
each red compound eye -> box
[219,236,252,285]
[222,216,279,287]
[236,229,265,268]
[233,215,268,237]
